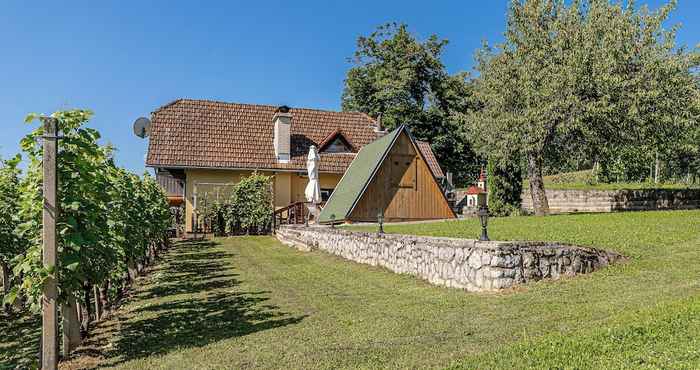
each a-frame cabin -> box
[319,125,456,223]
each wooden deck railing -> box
[272,201,325,229]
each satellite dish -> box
[133,117,151,138]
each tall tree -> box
[468,0,700,215]
[342,23,481,185]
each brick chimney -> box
[374,113,387,137]
[273,106,292,163]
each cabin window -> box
[390,154,417,190]
[399,159,417,189]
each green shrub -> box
[224,173,273,235]
[487,159,523,216]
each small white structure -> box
[463,168,488,215]
[465,186,487,209]
[305,145,322,222]
[476,168,487,192]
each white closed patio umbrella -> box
[305,145,322,222]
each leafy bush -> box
[487,159,523,216]
[205,202,227,236]
[201,173,273,235]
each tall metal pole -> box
[41,117,58,370]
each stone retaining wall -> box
[521,189,700,214]
[276,226,624,292]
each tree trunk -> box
[82,284,92,335]
[127,260,138,281]
[654,151,660,183]
[100,281,109,314]
[93,285,102,321]
[527,152,549,216]
[1,261,10,313]
[61,296,81,357]
[76,301,82,326]
[114,278,125,304]
[591,162,599,183]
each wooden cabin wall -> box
[349,133,455,222]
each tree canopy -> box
[467,0,700,215]
[342,23,481,185]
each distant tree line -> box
[342,0,700,215]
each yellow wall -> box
[184,169,342,232]
[290,173,343,203]
[274,172,293,207]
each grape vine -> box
[2,109,170,356]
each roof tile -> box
[416,140,445,178]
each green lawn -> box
[3,210,700,369]
[524,181,698,191]
[517,169,699,190]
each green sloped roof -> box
[318,126,402,223]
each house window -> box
[322,137,352,153]
[321,188,334,202]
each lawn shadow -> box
[0,310,41,369]
[70,239,306,368]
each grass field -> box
[517,169,699,190]
[3,210,700,369]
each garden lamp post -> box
[330,214,336,228]
[377,209,384,235]
[478,206,489,241]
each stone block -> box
[468,251,482,269]
[439,246,455,261]
[454,248,465,264]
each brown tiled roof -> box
[146,99,446,176]
[146,99,382,173]
[416,140,445,178]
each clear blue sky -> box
[1,1,698,173]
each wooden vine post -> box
[41,117,59,370]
